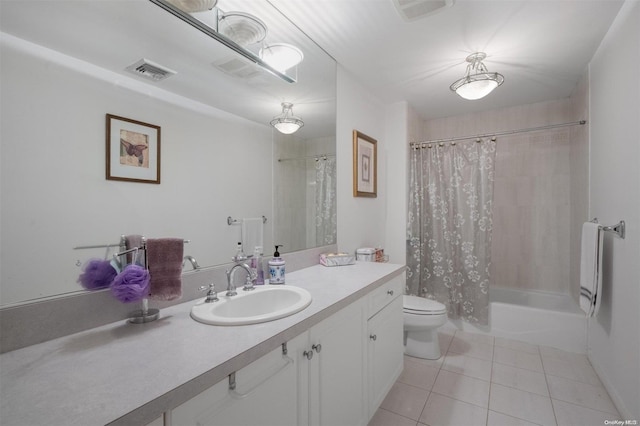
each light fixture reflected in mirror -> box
[149,0,297,83]
[450,52,504,100]
[166,0,217,13]
[270,102,304,134]
[218,11,267,47]
[259,43,304,72]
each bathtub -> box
[446,287,588,353]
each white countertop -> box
[0,262,404,426]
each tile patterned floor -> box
[369,330,621,426]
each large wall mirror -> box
[0,0,336,307]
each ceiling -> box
[270,0,624,120]
[0,0,625,128]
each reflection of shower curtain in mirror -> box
[406,139,496,325]
[315,157,337,246]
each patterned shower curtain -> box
[406,139,496,325]
[315,157,337,246]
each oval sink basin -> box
[191,285,312,326]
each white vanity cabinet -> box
[298,299,367,426]
[167,272,403,426]
[366,274,404,419]
[169,302,366,426]
[169,332,308,426]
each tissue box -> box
[320,252,355,267]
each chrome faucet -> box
[182,255,200,270]
[226,262,256,296]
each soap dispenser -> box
[268,245,285,285]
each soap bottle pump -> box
[268,245,285,285]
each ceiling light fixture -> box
[450,52,504,100]
[259,43,304,73]
[270,102,304,134]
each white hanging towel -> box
[242,218,264,254]
[579,222,604,317]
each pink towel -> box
[146,238,184,301]
[125,234,144,265]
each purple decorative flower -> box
[110,265,150,303]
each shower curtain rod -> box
[410,120,586,146]
[278,153,336,162]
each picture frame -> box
[352,130,377,197]
[106,114,161,184]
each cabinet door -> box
[307,300,366,426]
[367,295,404,419]
[170,332,307,426]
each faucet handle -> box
[242,274,256,292]
[232,253,248,263]
[199,283,218,303]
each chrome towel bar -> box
[591,218,626,239]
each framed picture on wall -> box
[106,114,161,184]
[353,130,377,197]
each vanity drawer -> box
[368,274,403,318]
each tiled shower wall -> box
[274,135,336,253]
[422,94,588,297]
[492,126,572,293]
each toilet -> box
[403,295,448,360]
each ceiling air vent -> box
[392,0,454,22]
[212,56,261,79]
[125,59,177,82]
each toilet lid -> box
[403,295,447,315]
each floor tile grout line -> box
[491,358,545,374]
[375,407,424,425]
[540,344,560,426]
[486,347,495,426]
[488,380,549,398]
[415,356,444,422]
[428,389,490,410]
[548,396,623,418]
[548,394,621,416]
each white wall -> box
[335,68,414,263]
[587,0,640,419]
[0,35,273,305]
[383,102,409,265]
[335,66,388,255]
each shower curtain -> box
[315,157,337,246]
[406,139,496,325]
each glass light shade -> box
[273,121,302,134]
[452,74,502,100]
[270,102,304,134]
[259,43,304,72]
[450,53,503,100]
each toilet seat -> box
[403,295,447,315]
